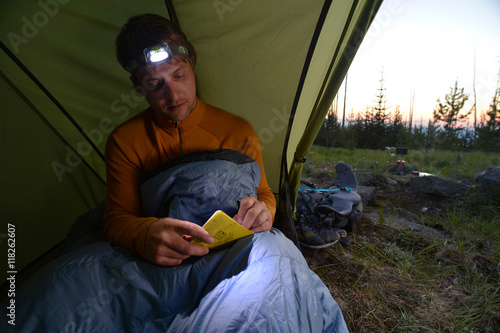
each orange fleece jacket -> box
[104,98,276,258]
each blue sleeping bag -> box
[140,149,262,224]
[1,150,349,332]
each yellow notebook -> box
[192,210,254,250]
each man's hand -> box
[145,218,214,266]
[234,196,273,232]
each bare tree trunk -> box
[408,89,414,134]
[342,72,348,129]
[473,46,477,135]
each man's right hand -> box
[145,217,214,266]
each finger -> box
[165,224,212,257]
[151,234,210,265]
[177,221,214,245]
[172,240,210,257]
[151,249,189,266]
[155,257,184,266]
[235,196,257,225]
[240,200,267,230]
[248,210,273,233]
[146,219,212,266]
[182,234,193,241]
[146,236,189,266]
[147,240,191,266]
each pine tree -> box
[387,105,406,146]
[345,110,363,149]
[485,86,500,131]
[425,119,439,150]
[433,80,471,148]
[314,105,340,147]
[476,84,500,151]
[362,69,391,149]
[371,70,391,127]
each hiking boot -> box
[317,196,363,232]
[296,214,346,249]
[319,213,348,237]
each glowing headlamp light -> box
[126,43,189,73]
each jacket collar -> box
[151,97,204,132]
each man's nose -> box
[162,81,179,101]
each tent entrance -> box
[0,0,382,286]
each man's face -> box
[134,57,197,122]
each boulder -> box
[385,164,419,176]
[475,167,500,191]
[358,186,377,204]
[409,176,469,197]
[356,172,376,185]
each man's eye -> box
[173,71,186,80]
[147,79,163,89]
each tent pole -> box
[164,0,181,29]
[276,0,333,241]
[0,70,106,185]
[1,42,105,162]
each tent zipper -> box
[175,121,184,156]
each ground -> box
[299,172,500,333]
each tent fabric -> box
[286,0,383,214]
[0,0,381,282]
[1,0,168,280]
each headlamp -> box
[126,43,189,73]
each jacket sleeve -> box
[236,127,277,221]
[103,133,157,258]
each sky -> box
[336,0,500,126]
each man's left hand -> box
[233,196,272,232]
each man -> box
[2,14,348,332]
[104,13,276,266]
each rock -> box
[384,164,419,176]
[475,167,500,192]
[452,174,472,186]
[409,176,469,197]
[364,212,446,241]
[358,186,377,204]
[356,172,376,185]
[394,176,411,185]
[385,177,398,186]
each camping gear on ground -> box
[396,146,409,165]
[296,162,363,248]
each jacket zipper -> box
[175,121,184,156]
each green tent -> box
[1,0,382,284]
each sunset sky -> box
[336,0,500,126]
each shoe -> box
[317,200,363,232]
[296,214,346,249]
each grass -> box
[303,146,499,180]
[300,146,500,333]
